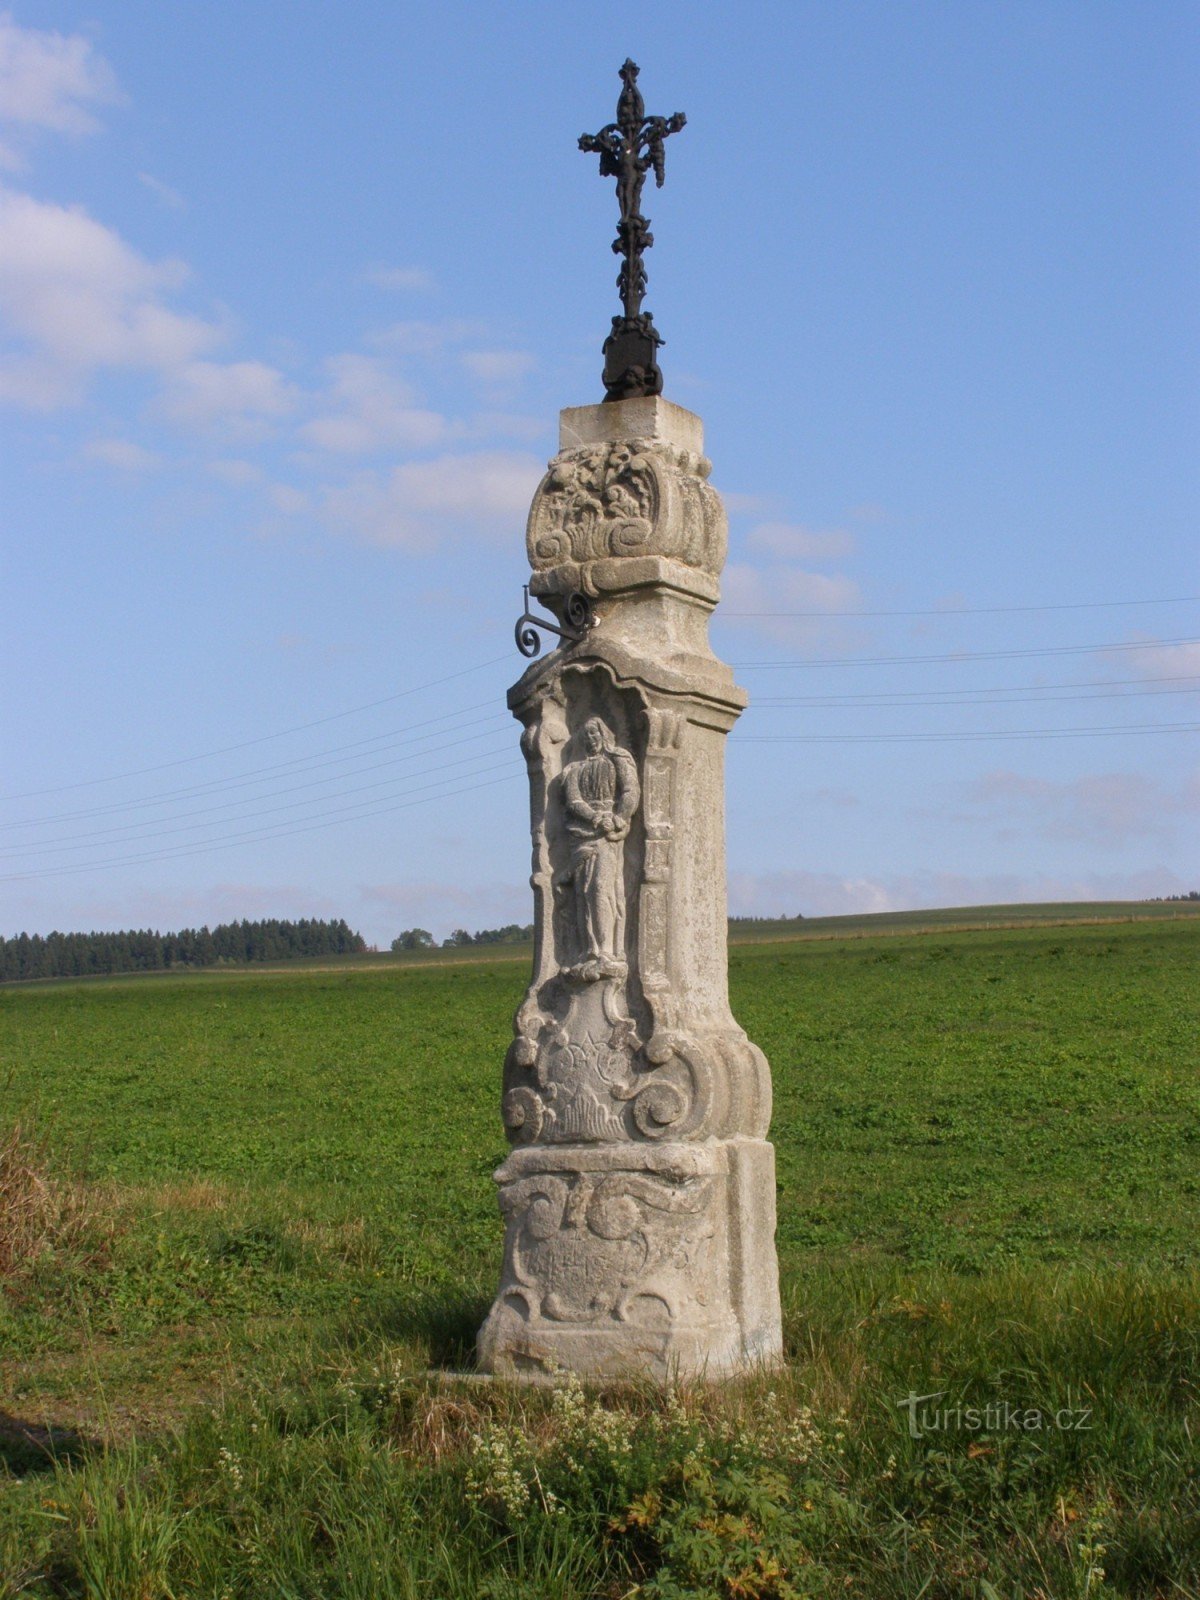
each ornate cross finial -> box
[579,60,686,403]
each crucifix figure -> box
[579,60,686,402]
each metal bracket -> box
[514,585,595,658]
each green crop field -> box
[1,914,1197,1597]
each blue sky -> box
[2,1,1197,944]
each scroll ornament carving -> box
[498,1165,716,1324]
[502,1009,769,1147]
[526,439,727,580]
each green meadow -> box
[1,910,1198,1597]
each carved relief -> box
[530,443,655,568]
[500,678,774,1150]
[496,1162,718,1325]
[502,984,729,1147]
[526,440,727,581]
[555,716,640,981]
[504,977,641,1146]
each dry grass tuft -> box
[0,1118,103,1278]
[400,1390,491,1463]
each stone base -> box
[477,1139,782,1383]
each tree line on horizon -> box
[0,918,367,983]
[392,924,535,951]
[391,913,809,953]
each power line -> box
[750,672,1200,704]
[1,652,514,802]
[751,682,1200,711]
[734,721,1200,744]
[0,708,510,832]
[733,636,1200,670]
[0,740,516,859]
[721,595,1200,620]
[12,613,1196,814]
[0,767,524,883]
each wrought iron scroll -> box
[514,586,595,658]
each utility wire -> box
[11,617,1195,812]
[721,595,1200,620]
[735,721,1200,744]
[13,670,1191,837]
[750,672,1200,704]
[751,683,1200,712]
[1,652,514,802]
[18,685,1196,856]
[0,768,525,883]
[0,740,515,859]
[733,636,1200,670]
[0,708,511,832]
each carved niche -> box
[525,438,727,585]
[501,663,761,1150]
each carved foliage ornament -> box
[526,440,726,581]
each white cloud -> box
[720,490,777,515]
[719,562,865,651]
[370,318,485,355]
[962,768,1200,848]
[138,171,185,211]
[268,482,309,515]
[159,358,299,433]
[727,866,1196,919]
[468,410,549,444]
[460,349,535,389]
[321,449,543,550]
[83,435,160,472]
[745,521,856,562]
[0,186,220,406]
[207,457,265,487]
[301,352,448,454]
[1117,639,1200,680]
[0,13,120,143]
[362,264,435,293]
[388,451,542,518]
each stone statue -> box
[558,717,640,978]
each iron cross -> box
[579,60,686,402]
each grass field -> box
[1,911,1197,1596]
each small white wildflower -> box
[216,1447,244,1490]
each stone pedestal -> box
[477,397,782,1382]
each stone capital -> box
[525,401,728,595]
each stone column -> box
[477,397,782,1382]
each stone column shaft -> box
[478,397,782,1381]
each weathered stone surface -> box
[526,399,727,605]
[478,399,782,1382]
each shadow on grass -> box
[377,1287,491,1372]
[0,1409,94,1476]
